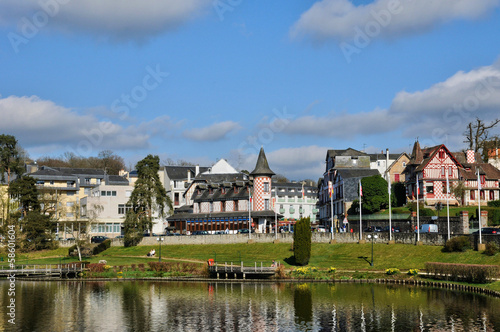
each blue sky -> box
[1,0,500,180]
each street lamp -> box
[367,234,378,266]
[157,237,164,262]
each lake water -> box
[1,280,500,331]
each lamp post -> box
[157,237,164,262]
[367,234,378,266]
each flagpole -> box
[249,187,252,240]
[416,174,420,243]
[359,180,362,240]
[446,168,450,241]
[331,188,334,240]
[275,187,277,240]
[388,175,392,242]
[477,168,482,245]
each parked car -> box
[91,236,109,243]
[238,228,255,234]
[382,226,400,233]
[472,228,498,235]
[191,230,209,235]
[363,226,382,233]
[115,235,124,239]
[415,224,438,233]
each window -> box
[126,190,132,197]
[96,179,101,185]
[118,204,125,214]
[50,180,54,185]
[263,182,270,193]
[234,201,239,211]
[442,182,447,194]
[426,185,434,194]
[66,212,74,218]
[221,187,226,194]
[439,150,445,159]
[264,199,270,210]
[209,202,213,213]
[394,174,400,182]
[221,201,226,212]
[441,167,445,177]
[377,161,380,167]
[174,193,180,206]
[67,181,75,187]
[85,178,91,185]
[66,202,74,207]
[480,190,485,200]
[481,175,486,185]
[490,190,494,201]
[101,191,106,196]
[37,180,45,185]
[67,191,75,196]
[448,166,452,176]
[234,187,239,194]
[470,190,475,200]
[402,162,406,167]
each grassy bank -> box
[4,242,500,271]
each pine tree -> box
[124,155,172,247]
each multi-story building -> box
[168,148,279,234]
[405,141,500,206]
[273,181,318,224]
[318,148,379,225]
[159,165,209,210]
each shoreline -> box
[10,275,500,299]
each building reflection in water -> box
[1,281,500,331]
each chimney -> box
[195,165,200,176]
[187,169,191,182]
[466,150,475,163]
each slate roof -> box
[167,210,281,221]
[367,153,401,162]
[107,175,129,185]
[250,148,275,176]
[414,145,463,172]
[409,141,424,165]
[336,169,380,179]
[326,148,367,160]
[164,166,209,180]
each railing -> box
[0,263,85,277]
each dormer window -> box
[209,188,213,195]
[234,186,239,194]
[221,187,226,194]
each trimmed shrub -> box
[484,242,499,256]
[293,217,311,266]
[88,263,106,273]
[425,262,499,283]
[476,207,500,226]
[92,239,111,255]
[442,236,471,252]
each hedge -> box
[487,200,500,208]
[476,207,500,226]
[92,239,111,255]
[425,262,499,283]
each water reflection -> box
[1,281,499,331]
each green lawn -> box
[3,243,499,272]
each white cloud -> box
[0,0,210,41]
[291,0,499,43]
[274,62,500,151]
[230,146,327,181]
[0,95,179,155]
[182,121,241,142]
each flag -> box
[328,181,333,198]
[416,174,420,195]
[477,170,481,190]
[302,184,305,200]
[359,180,363,197]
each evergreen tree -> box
[0,134,24,225]
[124,155,172,247]
[392,182,407,207]
[293,217,311,266]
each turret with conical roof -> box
[251,147,275,177]
[409,140,423,165]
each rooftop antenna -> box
[362,143,366,152]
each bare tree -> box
[464,118,500,160]
[67,202,103,261]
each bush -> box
[442,236,471,252]
[92,239,111,255]
[407,202,435,216]
[68,244,77,256]
[293,217,311,266]
[487,200,500,208]
[88,263,106,273]
[484,242,499,256]
[425,262,499,283]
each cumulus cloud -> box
[0,0,210,41]
[275,62,500,150]
[182,121,242,142]
[231,146,327,180]
[291,0,499,43]
[0,95,178,155]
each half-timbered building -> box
[405,141,500,206]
